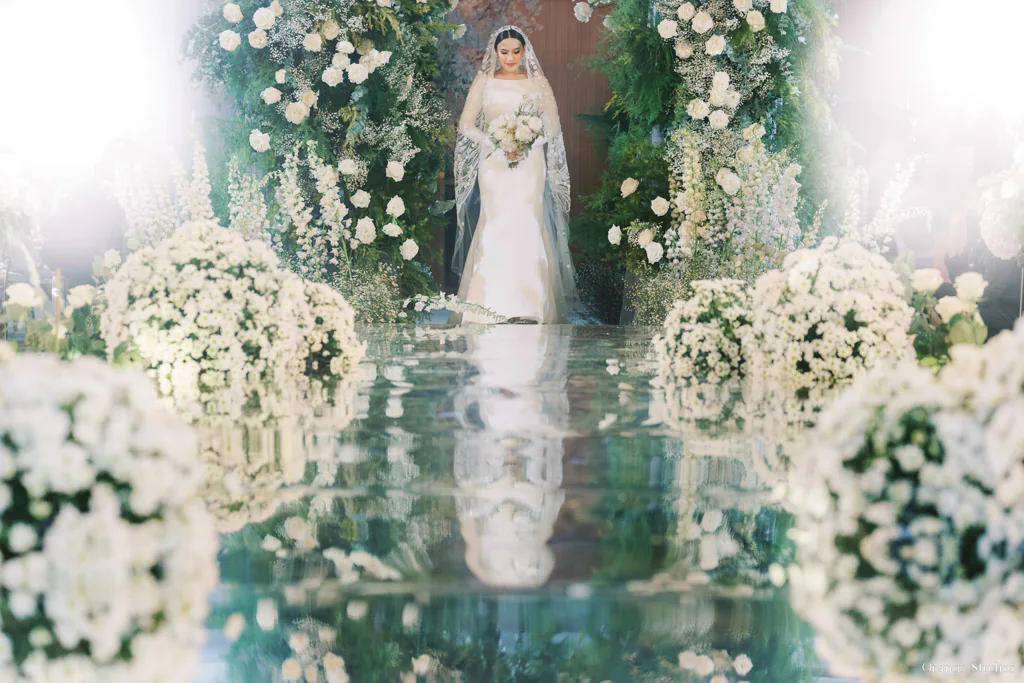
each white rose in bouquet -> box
[692,11,715,34]
[249,129,271,153]
[709,110,730,129]
[223,3,244,22]
[716,168,741,196]
[339,159,359,175]
[658,19,679,39]
[347,62,370,84]
[386,196,406,218]
[706,35,727,55]
[338,40,356,54]
[608,225,622,245]
[651,196,671,216]
[276,69,287,84]
[687,99,710,120]
[676,42,694,59]
[285,101,310,125]
[515,124,533,142]
[254,7,276,29]
[770,0,788,12]
[261,87,282,104]
[400,239,419,260]
[528,116,543,133]
[955,272,988,303]
[911,268,944,294]
[219,30,241,51]
[678,2,696,20]
[322,19,341,41]
[621,177,640,197]
[303,32,323,52]
[383,223,403,237]
[322,66,345,87]
[351,190,371,208]
[355,217,376,244]
[645,241,665,264]
[0,356,218,683]
[734,0,753,12]
[386,161,406,181]
[248,29,268,49]
[747,10,766,32]
[636,228,654,247]
[574,2,593,22]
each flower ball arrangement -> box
[745,238,914,403]
[0,356,218,683]
[788,363,1012,681]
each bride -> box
[450,26,578,325]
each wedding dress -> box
[451,26,577,325]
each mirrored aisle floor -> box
[193,325,834,683]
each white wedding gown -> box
[455,77,567,324]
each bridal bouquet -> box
[487,94,545,169]
[0,355,218,683]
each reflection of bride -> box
[451,26,578,325]
[454,326,570,587]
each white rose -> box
[770,0,788,12]
[66,284,97,309]
[608,225,622,245]
[219,30,241,51]
[351,190,371,208]
[249,129,271,153]
[645,241,665,264]
[705,34,727,56]
[260,87,282,104]
[386,196,406,218]
[102,249,121,269]
[339,159,359,175]
[737,145,756,165]
[528,116,543,133]
[285,101,309,124]
[734,654,753,676]
[332,52,351,69]
[709,87,727,107]
[276,69,287,84]
[716,168,741,196]
[322,19,341,40]
[712,71,730,90]
[574,2,593,22]
[692,11,714,34]
[223,3,244,23]
[621,177,640,197]
[347,62,370,84]
[675,42,694,59]
[400,239,419,261]
[733,0,753,12]
[248,29,268,49]
[747,10,766,32]
[301,89,319,108]
[725,89,741,108]
[687,99,710,120]
[911,268,944,294]
[709,110,730,129]
[651,196,670,216]
[383,223,403,237]
[303,32,323,52]
[743,123,766,140]
[515,125,533,142]
[5,283,43,308]
[338,40,356,54]
[935,296,970,323]
[254,7,276,29]
[355,217,376,244]
[677,2,696,20]
[386,161,406,181]
[322,67,345,87]
[270,0,284,16]
[954,272,988,302]
[636,228,653,247]
[658,19,678,39]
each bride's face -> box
[495,38,524,74]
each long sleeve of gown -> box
[459,73,490,146]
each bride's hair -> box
[493,27,525,49]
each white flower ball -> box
[303,32,324,52]
[677,2,696,20]
[651,196,671,216]
[400,239,419,260]
[747,10,766,32]
[657,19,678,39]
[574,2,593,22]
[386,161,406,182]
[621,177,639,197]
[285,101,310,125]
[249,129,271,153]
[248,29,268,49]
[254,6,276,29]
[692,11,714,34]
[351,190,371,208]
[347,62,370,84]
[223,3,244,23]
[260,86,282,104]
[219,30,241,51]
[709,110,730,129]
[386,196,406,218]
[608,225,622,245]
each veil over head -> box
[452,25,578,310]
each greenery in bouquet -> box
[745,237,915,402]
[907,268,988,368]
[979,146,1024,261]
[788,363,1013,680]
[186,0,455,299]
[0,356,217,683]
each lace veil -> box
[452,25,578,308]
